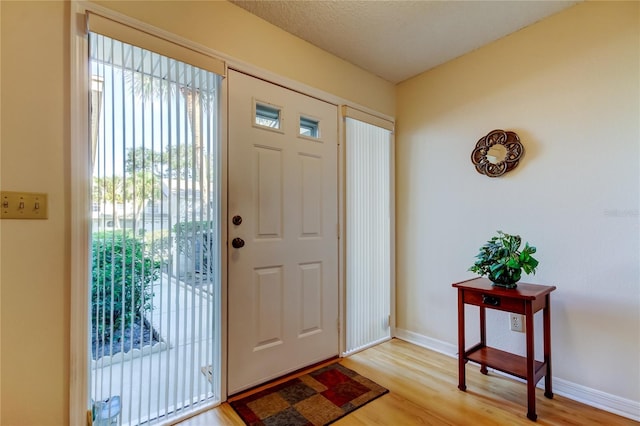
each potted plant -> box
[469,231,539,288]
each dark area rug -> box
[230,363,388,426]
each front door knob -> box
[232,238,245,249]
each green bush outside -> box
[92,232,160,341]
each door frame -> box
[70,4,92,425]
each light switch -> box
[0,191,48,219]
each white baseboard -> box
[551,377,640,422]
[393,328,640,422]
[393,328,458,357]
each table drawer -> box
[463,291,525,314]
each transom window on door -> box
[299,116,320,138]
[254,102,281,129]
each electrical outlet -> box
[510,313,524,332]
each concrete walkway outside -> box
[91,273,218,425]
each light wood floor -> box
[178,339,637,425]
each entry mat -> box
[230,363,389,425]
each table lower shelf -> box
[465,346,546,384]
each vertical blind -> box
[345,116,393,354]
[89,31,221,425]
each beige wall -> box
[396,1,639,404]
[1,2,71,425]
[0,1,394,424]
[92,0,396,117]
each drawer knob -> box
[482,295,501,306]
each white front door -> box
[227,70,340,394]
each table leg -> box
[543,294,554,399]
[479,305,488,375]
[525,302,537,421]
[457,289,466,391]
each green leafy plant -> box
[92,232,160,341]
[469,231,539,287]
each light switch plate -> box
[1,191,48,219]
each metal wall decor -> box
[471,129,524,177]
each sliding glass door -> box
[89,31,221,425]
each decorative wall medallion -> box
[471,129,524,177]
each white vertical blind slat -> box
[119,37,129,425]
[164,54,174,422]
[136,44,147,419]
[126,42,136,426]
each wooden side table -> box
[452,277,556,421]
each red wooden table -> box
[452,277,556,421]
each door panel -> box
[255,146,283,237]
[228,70,339,394]
[254,266,284,349]
[301,154,323,235]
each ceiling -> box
[230,0,580,83]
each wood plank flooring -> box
[177,339,637,425]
